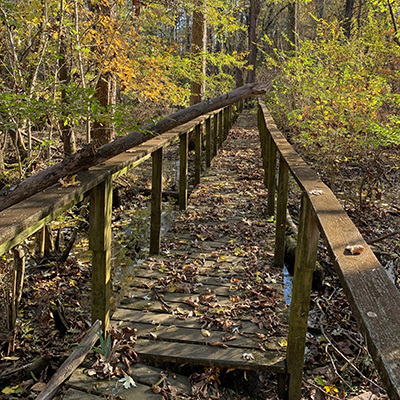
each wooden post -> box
[195,124,201,185]
[258,106,269,187]
[275,157,289,267]
[223,107,229,140]
[213,113,218,157]
[286,193,319,400]
[206,117,211,168]
[218,110,223,148]
[89,177,112,331]
[267,135,277,216]
[150,148,163,254]
[179,132,188,211]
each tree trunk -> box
[59,33,76,156]
[342,0,355,39]
[190,0,207,106]
[0,83,268,212]
[90,0,117,145]
[287,1,298,52]
[246,0,260,84]
[189,0,207,149]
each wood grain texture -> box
[260,102,400,400]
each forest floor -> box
[0,110,398,400]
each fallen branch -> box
[36,319,101,400]
[0,83,268,211]
[366,230,400,245]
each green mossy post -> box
[150,148,163,254]
[179,132,188,211]
[218,110,223,148]
[206,117,211,168]
[286,193,319,400]
[195,124,202,186]
[89,177,112,331]
[213,113,218,157]
[275,157,289,267]
[267,135,277,216]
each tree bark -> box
[246,0,261,84]
[287,1,298,52]
[190,0,207,106]
[90,0,117,145]
[0,83,268,212]
[342,0,355,39]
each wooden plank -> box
[67,367,161,400]
[89,178,112,329]
[63,388,103,400]
[112,308,282,335]
[119,321,284,351]
[135,339,286,372]
[259,102,400,400]
[150,148,163,254]
[130,363,191,394]
[179,131,188,210]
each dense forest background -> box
[0,0,399,193]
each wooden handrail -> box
[258,101,400,400]
[0,102,241,333]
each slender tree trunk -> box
[287,1,298,52]
[342,0,355,38]
[189,0,207,149]
[190,0,207,106]
[90,0,117,145]
[246,0,260,84]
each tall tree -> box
[287,1,298,52]
[190,0,207,105]
[246,0,261,84]
[89,0,117,145]
[342,0,355,38]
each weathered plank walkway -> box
[63,111,288,399]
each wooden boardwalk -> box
[64,112,288,399]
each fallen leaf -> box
[31,382,47,392]
[209,342,228,348]
[119,375,137,389]
[345,245,364,254]
[152,384,162,394]
[201,328,211,337]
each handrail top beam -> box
[259,101,400,400]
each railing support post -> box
[258,106,269,187]
[195,124,202,185]
[275,157,289,267]
[286,193,319,400]
[179,132,188,211]
[223,107,229,140]
[213,113,218,157]
[150,148,163,254]
[89,176,112,331]
[218,110,223,148]
[267,135,277,216]
[206,117,211,168]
